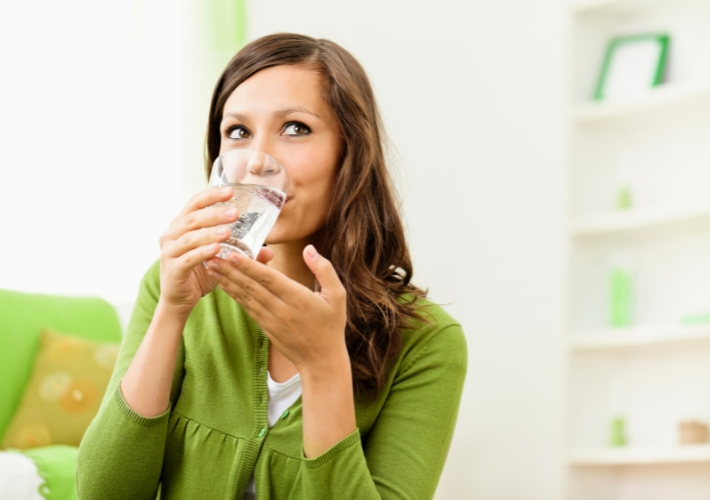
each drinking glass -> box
[207,149,289,259]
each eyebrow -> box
[222,107,321,122]
[274,107,321,119]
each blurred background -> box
[2,0,710,498]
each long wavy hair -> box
[205,33,426,399]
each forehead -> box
[223,65,331,116]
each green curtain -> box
[204,0,248,54]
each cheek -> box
[294,176,335,218]
[307,166,337,215]
[267,159,336,241]
[287,147,339,197]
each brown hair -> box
[205,33,426,398]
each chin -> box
[264,214,326,246]
[264,226,297,245]
[265,225,321,247]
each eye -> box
[227,125,250,140]
[283,122,311,136]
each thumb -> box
[256,245,275,264]
[303,245,344,298]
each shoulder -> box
[129,259,162,310]
[397,295,467,374]
[141,258,162,288]
[131,259,162,307]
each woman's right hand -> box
[158,186,239,316]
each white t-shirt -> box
[243,371,302,500]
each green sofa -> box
[0,289,123,500]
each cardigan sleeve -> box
[76,260,185,500]
[299,324,467,500]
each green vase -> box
[610,269,632,327]
[609,416,627,447]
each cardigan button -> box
[259,338,265,349]
[258,427,267,438]
[280,410,289,420]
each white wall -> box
[247,1,568,498]
[0,0,237,313]
[0,1,172,306]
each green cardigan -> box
[76,261,467,499]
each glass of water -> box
[208,148,289,259]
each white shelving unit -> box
[573,78,710,123]
[571,203,710,236]
[571,0,705,18]
[569,445,710,466]
[571,0,682,16]
[571,324,710,352]
[567,0,710,499]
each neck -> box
[267,238,317,289]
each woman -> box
[77,33,467,500]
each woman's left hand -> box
[205,245,348,372]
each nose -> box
[241,150,287,188]
[249,141,287,182]
[249,135,277,160]
[245,153,267,177]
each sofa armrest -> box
[21,445,78,500]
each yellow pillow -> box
[1,329,119,450]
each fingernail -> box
[225,208,237,218]
[306,245,319,259]
[229,253,239,264]
[216,226,228,236]
[209,261,220,271]
[220,187,232,195]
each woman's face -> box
[219,64,342,246]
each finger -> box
[224,253,301,298]
[176,186,233,220]
[219,281,280,337]
[173,243,221,275]
[303,245,345,301]
[210,257,287,306]
[256,246,274,264]
[209,263,283,316]
[163,204,240,244]
[163,225,231,259]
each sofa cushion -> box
[1,330,119,450]
[0,289,123,441]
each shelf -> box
[570,323,710,352]
[569,445,710,466]
[571,0,692,18]
[571,0,628,14]
[570,203,710,237]
[572,79,710,124]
